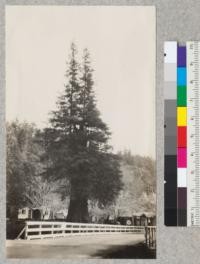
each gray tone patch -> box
[164,81,177,99]
[165,117,176,137]
[164,63,177,82]
[165,100,177,118]
[165,136,176,155]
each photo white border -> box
[2,0,200,263]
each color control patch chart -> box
[164,41,200,226]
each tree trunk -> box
[66,196,89,223]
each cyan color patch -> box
[177,67,186,86]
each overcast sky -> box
[6,6,155,158]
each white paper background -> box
[1,0,200,263]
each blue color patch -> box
[177,67,186,86]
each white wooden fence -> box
[23,221,145,240]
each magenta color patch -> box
[178,148,187,167]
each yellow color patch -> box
[177,107,187,126]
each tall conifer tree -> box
[45,43,122,222]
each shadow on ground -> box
[92,242,156,259]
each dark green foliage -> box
[89,151,156,219]
[118,150,156,194]
[117,151,156,214]
[6,121,68,219]
[45,43,123,221]
[6,121,43,217]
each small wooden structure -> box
[54,209,68,220]
[132,212,156,226]
[18,207,52,220]
[18,207,32,219]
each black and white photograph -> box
[6,5,156,259]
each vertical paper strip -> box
[164,41,177,226]
[187,41,200,226]
[177,45,187,226]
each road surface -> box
[6,233,155,259]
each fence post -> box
[145,227,147,244]
[51,224,54,238]
[24,222,28,240]
[39,223,41,238]
[62,223,65,235]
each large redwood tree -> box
[45,43,122,222]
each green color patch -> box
[177,86,186,106]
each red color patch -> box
[178,127,187,147]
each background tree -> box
[116,151,156,215]
[89,151,156,220]
[24,176,68,213]
[7,120,66,219]
[45,43,123,222]
[6,121,43,218]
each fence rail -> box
[22,221,145,240]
